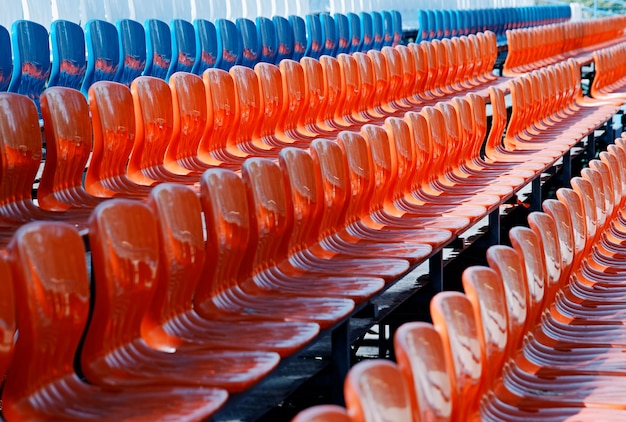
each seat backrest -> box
[167,71,209,173]
[346,12,362,53]
[309,139,350,238]
[8,20,51,112]
[129,76,174,184]
[229,65,261,150]
[256,17,277,64]
[143,19,171,80]
[81,20,120,97]
[192,19,217,74]
[82,199,160,367]
[528,211,562,306]
[352,52,375,116]
[381,10,394,47]
[278,147,324,251]
[215,18,241,70]
[195,169,251,314]
[336,131,375,223]
[4,222,86,416]
[301,57,326,130]
[430,291,482,421]
[344,360,414,422]
[254,62,284,142]
[0,25,11,91]
[581,166,609,233]
[0,92,43,211]
[201,68,237,155]
[359,12,374,51]
[391,10,403,46]
[144,183,205,348]
[370,11,384,50]
[168,19,196,79]
[273,15,294,62]
[39,87,93,211]
[115,19,147,86]
[85,81,137,197]
[384,116,417,202]
[366,50,390,110]
[462,266,509,392]
[304,14,323,59]
[236,17,260,68]
[292,405,351,422]
[241,157,292,274]
[360,124,395,211]
[508,226,547,327]
[336,53,361,122]
[319,55,344,127]
[319,13,337,57]
[416,9,429,42]
[48,20,86,90]
[485,245,530,357]
[288,15,306,61]
[570,176,598,249]
[277,59,307,138]
[0,256,13,377]
[334,13,350,54]
[541,199,575,286]
[394,322,452,420]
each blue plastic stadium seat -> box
[381,10,394,47]
[168,19,196,79]
[334,13,350,54]
[391,10,402,46]
[215,18,241,71]
[449,9,459,37]
[319,13,337,57]
[370,11,384,50]
[256,17,277,64]
[359,12,373,51]
[346,12,361,53]
[273,15,294,62]
[289,15,306,61]
[115,19,146,86]
[144,19,171,80]
[8,20,51,112]
[304,14,323,59]
[416,10,428,42]
[81,20,120,97]
[433,9,443,39]
[192,18,217,74]
[0,25,10,91]
[236,17,260,68]
[442,10,451,38]
[48,20,86,90]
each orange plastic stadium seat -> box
[309,136,440,265]
[299,57,333,138]
[86,81,155,198]
[39,87,106,211]
[381,46,414,112]
[393,322,453,420]
[143,182,320,358]
[0,256,15,380]
[336,53,368,127]
[366,49,401,117]
[352,52,385,122]
[278,58,317,143]
[254,62,306,149]
[227,66,268,156]
[3,221,229,421]
[0,92,91,232]
[292,405,351,422]
[193,168,356,329]
[344,360,414,422]
[167,71,212,175]
[318,55,352,133]
[200,68,244,167]
[278,147,412,282]
[81,199,281,393]
[130,76,200,185]
[239,157,386,300]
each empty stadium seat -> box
[273,15,294,62]
[192,18,218,74]
[115,18,147,86]
[236,17,260,67]
[48,20,86,90]
[81,20,120,96]
[168,18,196,79]
[256,16,277,64]
[0,25,11,91]
[144,18,171,79]
[215,18,241,70]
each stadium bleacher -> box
[0,1,626,421]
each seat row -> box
[591,42,626,102]
[0,10,402,112]
[415,4,571,44]
[0,81,573,420]
[502,14,626,76]
[294,136,626,421]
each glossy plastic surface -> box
[8,20,51,112]
[237,17,260,68]
[288,15,306,61]
[81,20,120,96]
[319,13,337,56]
[273,15,294,62]
[115,19,147,86]
[292,405,351,422]
[4,220,228,421]
[304,14,323,59]
[256,16,277,64]
[39,87,104,211]
[48,20,86,90]
[168,19,196,79]
[192,18,218,74]
[0,25,11,91]
[144,19,171,80]
[215,18,241,70]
